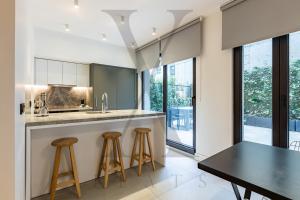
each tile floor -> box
[33,148,268,200]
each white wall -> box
[15,0,34,199]
[195,11,233,159]
[0,0,15,199]
[34,28,136,68]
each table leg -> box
[231,183,242,200]
[244,189,252,200]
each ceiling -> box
[29,0,226,47]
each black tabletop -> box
[198,142,300,200]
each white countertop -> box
[25,109,165,127]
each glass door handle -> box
[280,95,287,107]
[192,96,196,106]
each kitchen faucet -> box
[102,92,108,113]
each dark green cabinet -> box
[90,64,137,110]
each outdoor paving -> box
[167,128,193,147]
[244,125,300,150]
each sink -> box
[86,111,111,114]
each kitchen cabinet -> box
[90,64,137,110]
[47,60,63,85]
[34,58,90,87]
[116,68,136,109]
[76,64,90,87]
[35,58,48,85]
[62,62,77,86]
[91,65,117,109]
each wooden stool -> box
[97,132,126,188]
[50,137,81,200]
[130,128,155,176]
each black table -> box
[198,142,300,200]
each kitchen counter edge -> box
[25,112,166,127]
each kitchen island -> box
[25,110,166,199]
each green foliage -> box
[244,66,272,117]
[150,79,163,112]
[289,60,300,119]
[149,59,300,119]
[244,60,300,120]
[149,76,192,112]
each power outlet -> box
[20,103,25,115]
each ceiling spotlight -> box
[120,16,125,25]
[65,24,70,32]
[152,27,157,36]
[102,33,107,41]
[74,0,79,8]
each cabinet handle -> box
[95,97,98,108]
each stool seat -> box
[135,128,151,133]
[51,137,78,147]
[102,132,122,139]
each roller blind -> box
[135,41,160,72]
[161,21,201,65]
[136,18,201,71]
[222,0,300,49]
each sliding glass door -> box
[142,58,196,154]
[234,35,289,148]
[289,31,300,151]
[242,39,273,145]
[166,59,195,153]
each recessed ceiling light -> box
[65,24,70,32]
[74,0,79,8]
[120,16,125,25]
[152,27,157,36]
[102,34,107,41]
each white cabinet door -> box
[63,62,77,86]
[47,60,63,85]
[35,58,48,85]
[76,64,90,87]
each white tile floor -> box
[33,148,268,200]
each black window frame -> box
[234,35,289,148]
[142,58,197,154]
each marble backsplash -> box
[26,86,93,112]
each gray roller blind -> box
[161,21,201,65]
[222,0,300,49]
[136,41,160,72]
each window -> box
[289,31,300,151]
[142,66,163,112]
[169,65,175,76]
[166,59,195,149]
[234,35,290,148]
[142,58,196,154]
[242,39,273,145]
